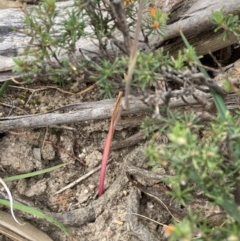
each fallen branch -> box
[151,0,240,56]
[0,91,239,132]
[127,189,159,241]
[0,98,150,133]
[55,158,113,195]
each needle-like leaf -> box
[179,30,227,120]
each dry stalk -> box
[98,92,123,196]
[123,0,144,109]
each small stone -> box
[78,152,86,159]
[120,130,127,139]
[85,150,102,168]
[25,180,47,197]
[58,131,75,163]
[108,230,115,237]
[122,190,128,196]
[113,220,124,225]
[76,184,92,204]
[41,144,55,161]
[33,148,41,161]
[156,167,166,175]
[88,184,95,190]
[147,202,154,209]
[16,179,27,195]
[0,136,35,173]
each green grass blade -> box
[0,80,11,98]
[3,163,69,182]
[179,30,227,120]
[0,199,72,236]
[209,88,228,118]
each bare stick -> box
[109,0,132,54]
[0,98,149,132]
[123,0,144,109]
[55,158,113,194]
[0,92,239,132]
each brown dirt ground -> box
[0,83,171,241]
[1,1,237,240]
[0,1,185,239]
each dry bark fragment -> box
[127,189,159,241]
[151,0,240,56]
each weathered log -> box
[0,0,74,58]
[0,0,65,9]
[0,0,22,9]
[1,0,240,62]
[0,92,239,133]
[152,0,240,56]
[0,99,150,132]
[1,0,239,78]
[0,0,105,81]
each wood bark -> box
[0,99,150,132]
[0,0,65,9]
[1,0,240,80]
[0,92,239,133]
[0,0,22,9]
[151,0,240,56]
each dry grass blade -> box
[0,163,73,237]
[98,92,123,196]
[0,210,53,241]
[3,163,69,182]
[123,0,144,109]
[0,200,72,237]
[0,178,23,225]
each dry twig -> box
[55,158,113,195]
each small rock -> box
[122,190,128,196]
[16,179,27,195]
[78,152,86,159]
[41,144,55,161]
[147,202,154,209]
[77,185,91,204]
[25,180,47,197]
[59,131,75,163]
[85,150,102,168]
[88,184,95,190]
[33,148,41,161]
[156,167,166,175]
[0,135,35,173]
